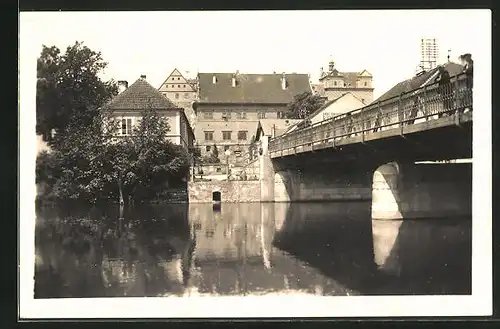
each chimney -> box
[212,74,217,84]
[281,72,287,90]
[232,74,237,87]
[117,80,128,94]
[140,74,146,79]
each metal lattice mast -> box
[420,37,439,71]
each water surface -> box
[34,202,471,298]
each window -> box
[234,150,242,157]
[171,84,174,88]
[203,111,213,119]
[121,118,132,135]
[184,93,189,98]
[204,131,214,141]
[258,112,266,119]
[206,145,211,152]
[224,145,230,151]
[364,82,368,87]
[334,81,337,86]
[237,112,247,119]
[222,131,232,140]
[277,111,285,119]
[175,93,179,99]
[222,112,231,120]
[178,85,181,88]
[238,131,247,141]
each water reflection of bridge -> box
[34,202,471,298]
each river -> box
[34,202,471,298]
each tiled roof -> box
[257,119,302,137]
[320,70,369,88]
[197,73,311,104]
[105,77,177,110]
[374,62,464,103]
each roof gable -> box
[359,69,372,77]
[197,73,311,104]
[105,77,177,110]
[159,68,197,92]
[256,119,302,137]
[307,92,355,119]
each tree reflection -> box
[35,204,194,298]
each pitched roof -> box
[307,92,364,119]
[374,62,464,103]
[320,70,371,88]
[257,119,302,137]
[105,77,177,110]
[197,73,311,104]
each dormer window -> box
[281,73,287,90]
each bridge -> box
[258,73,473,220]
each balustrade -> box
[269,73,472,153]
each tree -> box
[202,144,221,164]
[285,91,326,119]
[36,41,118,143]
[36,106,191,205]
[248,135,257,161]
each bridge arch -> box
[372,162,403,220]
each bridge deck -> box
[269,73,473,159]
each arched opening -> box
[212,191,221,202]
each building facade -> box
[158,68,198,128]
[315,59,374,105]
[105,75,195,149]
[193,72,311,165]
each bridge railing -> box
[269,73,472,153]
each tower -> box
[328,57,335,72]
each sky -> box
[19,10,493,319]
[21,10,487,99]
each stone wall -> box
[242,158,260,180]
[188,181,261,203]
[273,166,373,202]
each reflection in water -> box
[34,202,471,298]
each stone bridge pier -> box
[372,162,472,220]
[260,136,472,219]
